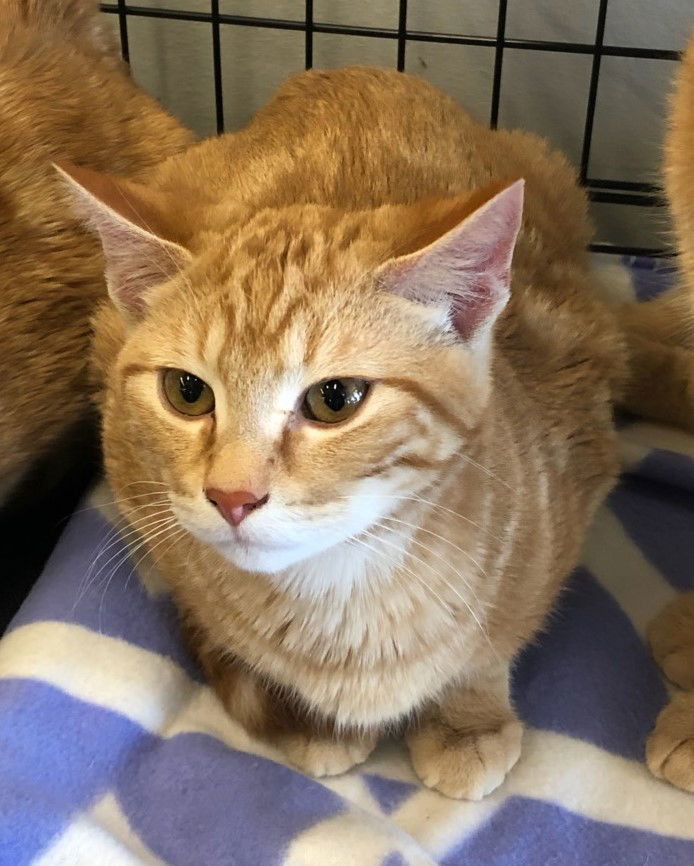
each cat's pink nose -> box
[206,488,269,527]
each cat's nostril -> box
[205,488,270,527]
[250,493,270,512]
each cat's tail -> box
[615,35,694,431]
[0,0,120,63]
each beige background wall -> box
[103,1,693,251]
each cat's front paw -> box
[649,593,694,690]
[407,718,523,800]
[646,692,694,793]
[279,731,377,778]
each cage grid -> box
[100,0,682,257]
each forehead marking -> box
[260,373,305,439]
[203,318,228,367]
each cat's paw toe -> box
[407,718,522,800]
[659,648,694,691]
[647,693,694,793]
[280,732,376,778]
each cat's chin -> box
[214,539,314,574]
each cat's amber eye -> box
[302,378,370,424]
[161,369,215,417]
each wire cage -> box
[100,1,684,257]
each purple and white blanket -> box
[1,257,693,865]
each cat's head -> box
[59,164,523,576]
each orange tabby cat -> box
[0,0,193,505]
[619,38,694,432]
[59,67,626,800]
[640,37,694,794]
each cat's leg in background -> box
[616,285,694,433]
[406,661,522,800]
[646,593,694,792]
[650,593,694,690]
[196,641,377,777]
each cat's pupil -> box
[321,380,347,412]
[179,372,204,404]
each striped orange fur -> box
[66,68,626,799]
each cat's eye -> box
[161,369,215,417]
[302,378,370,424]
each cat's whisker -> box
[343,492,504,544]
[68,499,165,526]
[76,511,175,608]
[90,511,176,575]
[408,492,505,543]
[86,506,175,569]
[453,450,512,491]
[129,525,188,589]
[71,491,170,518]
[359,526,490,643]
[87,524,165,618]
[75,515,137,605]
[89,508,175,559]
[93,517,179,599]
[100,491,170,508]
[97,519,181,632]
[95,521,177,605]
[372,520,498,653]
[76,505,167,593]
[377,514,491,590]
[122,522,188,598]
[374,523,492,622]
[345,535,454,621]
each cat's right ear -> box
[55,161,192,317]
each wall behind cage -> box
[102,1,692,253]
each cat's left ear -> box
[377,180,524,345]
[55,161,192,317]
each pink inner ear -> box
[381,180,524,341]
[55,163,191,317]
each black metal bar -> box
[579,0,609,183]
[211,0,224,134]
[489,0,508,128]
[396,0,407,72]
[589,242,673,256]
[305,0,314,70]
[586,178,660,193]
[97,6,680,60]
[590,44,679,61]
[101,6,307,31]
[115,0,130,62]
[588,189,665,206]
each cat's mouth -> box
[226,531,295,552]
[204,517,307,556]
[216,534,316,573]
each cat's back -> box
[0,0,194,503]
[167,66,590,270]
[0,3,191,186]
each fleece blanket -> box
[1,256,693,866]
